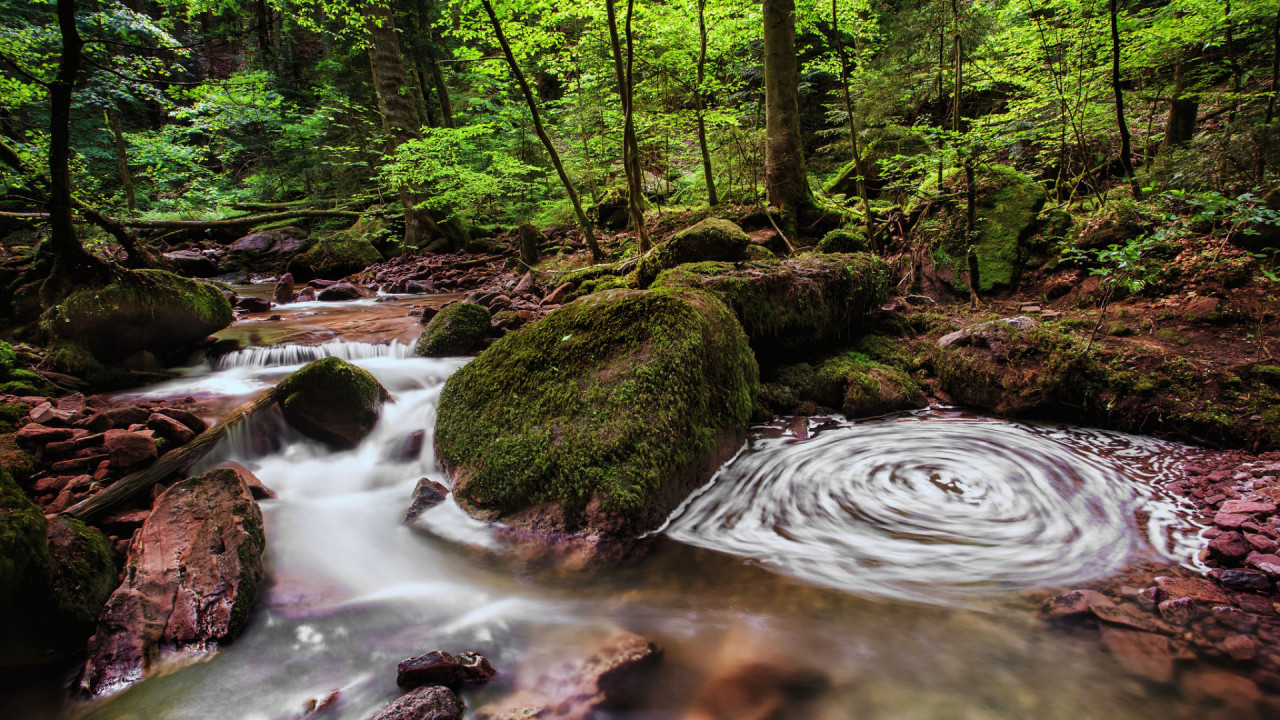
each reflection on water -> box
[664,411,1202,606]
[1,296,1222,720]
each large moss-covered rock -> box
[636,219,751,286]
[0,341,49,395]
[651,253,889,362]
[434,288,758,537]
[0,468,49,608]
[916,165,1047,293]
[45,516,116,629]
[416,302,491,357]
[763,352,924,418]
[816,228,868,254]
[276,357,389,449]
[40,269,233,365]
[286,226,382,280]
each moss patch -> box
[435,288,758,537]
[286,226,382,280]
[276,356,389,449]
[817,228,869,254]
[636,218,751,286]
[40,268,232,365]
[45,516,117,628]
[416,302,491,357]
[652,252,889,363]
[760,347,924,418]
[0,467,50,607]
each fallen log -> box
[121,208,364,231]
[63,388,278,522]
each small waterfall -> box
[215,340,415,370]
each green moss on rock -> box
[817,228,869,254]
[652,252,889,362]
[416,302,492,357]
[40,269,232,365]
[636,219,751,286]
[435,288,758,537]
[276,356,389,449]
[0,467,50,607]
[759,350,923,418]
[286,227,383,281]
[45,516,116,628]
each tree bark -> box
[695,0,718,206]
[481,0,603,260]
[106,109,136,215]
[1109,0,1142,199]
[48,0,96,271]
[952,0,979,302]
[763,0,811,238]
[831,0,875,250]
[1161,52,1198,151]
[606,0,650,252]
[364,3,462,249]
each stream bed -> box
[4,293,1218,720]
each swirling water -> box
[665,410,1201,605]
[1,296,1223,720]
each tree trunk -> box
[106,109,136,215]
[606,0,650,252]
[517,222,541,269]
[1260,8,1280,179]
[1161,52,1198,151]
[481,0,603,260]
[1109,0,1142,199]
[48,0,96,272]
[695,0,718,206]
[763,0,811,239]
[365,3,461,249]
[953,0,979,303]
[831,0,875,250]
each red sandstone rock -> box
[1099,626,1175,684]
[79,465,266,697]
[146,413,195,444]
[103,429,157,469]
[370,686,463,720]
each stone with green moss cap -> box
[45,515,116,630]
[416,302,491,357]
[286,227,383,280]
[40,268,232,365]
[636,218,751,286]
[276,356,389,449]
[434,288,758,537]
[651,253,888,363]
[816,228,868,254]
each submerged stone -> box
[434,288,757,537]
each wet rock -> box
[474,631,660,720]
[224,228,305,274]
[415,302,491,357]
[681,660,829,720]
[15,423,74,447]
[370,686,463,720]
[301,689,341,716]
[273,273,295,305]
[1209,531,1251,561]
[275,357,389,450]
[435,289,757,537]
[146,412,195,444]
[317,282,367,301]
[1099,626,1175,684]
[103,429,157,469]
[1153,576,1230,604]
[154,407,207,435]
[79,465,266,697]
[163,249,218,278]
[101,405,149,428]
[1220,568,1272,591]
[1156,597,1203,625]
[404,479,450,522]
[1090,601,1174,633]
[1246,551,1280,576]
[1044,589,1114,619]
[1182,668,1262,711]
[388,430,425,462]
[1220,499,1277,516]
[45,515,116,629]
[397,649,495,690]
[236,296,272,313]
[1224,633,1257,662]
[542,282,575,305]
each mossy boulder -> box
[916,165,1047,293]
[760,350,923,418]
[286,226,383,281]
[0,468,50,609]
[0,343,50,396]
[825,125,931,201]
[636,219,751,286]
[816,228,869,254]
[416,302,491,357]
[651,252,889,363]
[40,269,233,365]
[45,516,117,629]
[434,288,758,537]
[276,357,389,449]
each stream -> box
[5,293,1216,719]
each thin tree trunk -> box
[1162,52,1198,151]
[1260,9,1280,179]
[831,0,875,250]
[106,109,136,215]
[1109,0,1142,199]
[763,0,811,238]
[695,0,718,206]
[48,0,96,271]
[606,0,650,252]
[480,0,602,260]
[1225,0,1241,122]
[952,0,979,303]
